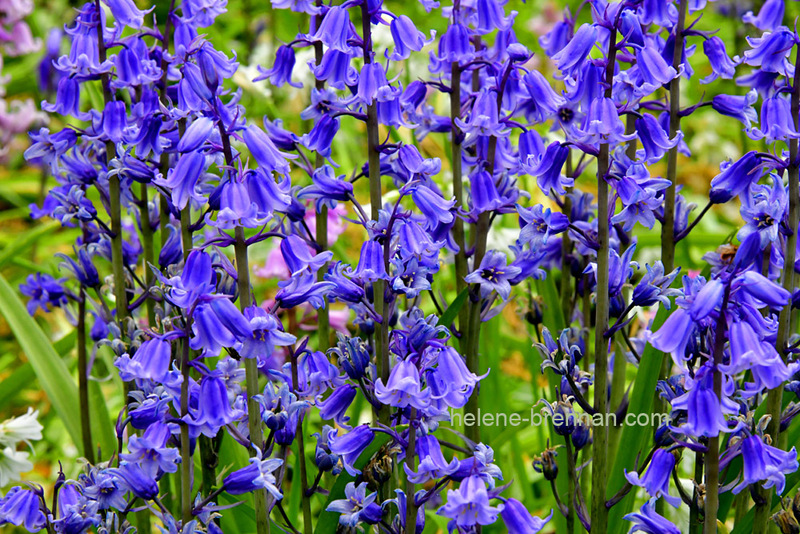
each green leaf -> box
[440,288,469,332]
[0,221,61,269]
[0,362,34,409]
[606,306,668,532]
[0,271,115,457]
[313,432,392,534]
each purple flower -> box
[243,124,294,176]
[501,499,552,533]
[635,114,682,164]
[465,250,522,300]
[701,36,740,83]
[326,482,382,527]
[404,434,459,484]
[623,500,681,534]
[552,24,597,79]
[115,338,172,383]
[352,240,388,283]
[0,487,46,531]
[455,88,509,142]
[155,150,207,210]
[374,358,430,410]
[19,273,67,314]
[300,114,340,159]
[518,204,569,248]
[329,424,375,476]
[573,97,635,147]
[256,45,301,88]
[223,450,283,500]
[709,151,763,204]
[120,421,179,479]
[669,364,740,437]
[524,141,572,196]
[318,384,357,429]
[388,14,433,61]
[240,305,296,360]
[743,0,785,31]
[712,91,759,129]
[743,28,795,73]
[624,449,680,506]
[276,270,336,309]
[437,475,503,531]
[748,95,800,143]
[732,435,798,495]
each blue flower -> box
[388,14,434,61]
[669,364,740,437]
[709,151,763,204]
[120,421,179,479]
[326,482,382,527]
[222,450,283,500]
[256,45,301,88]
[712,91,759,129]
[404,434,459,484]
[743,27,795,73]
[701,36,740,83]
[318,384,357,429]
[518,204,569,248]
[743,0,785,31]
[733,435,798,495]
[552,24,596,79]
[623,499,681,534]
[465,250,521,300]
[19,273,68,315]
[624,449,680,507]
[329,425,375,476]
[437,475,503,531]
[501,499,552,533]
[375,358,430,410]
[0,487,46,531]
[748,95,800,143]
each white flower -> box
[0,408,43,447]
[0,447,33,487]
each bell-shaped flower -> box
[243,124,294,176]
[743,27,795,73]
[300,114,340,159]
[552,24,597,79]
[193,375,245,435]
[624,448,680,507]
[623,500,681,534]
[223,449,283,500]
[743,0,785,31]
[669,364,740,437]
[115,338,172,383]
[712,91,758,129]
[636,114,682,164]
[524,141,572,196]
[239,305,296,359]
[748,95,800,143]
[276,270,336,309]
[256,45,302,88]
[155,150,207,210]
[701,36,740,83]
[310,49,358,90]
[299,165,353,208]
[437,475,503,531]
[501,499,552,534]
[326,482,382,527]
[388,15,434,61]
[318,384,357,429]
[572,97,636,147]
[351,240,388,283]
[375,358,431,410]
[329,424,375,476]
[709,151,763,204]
[518,204,569,249]
[0,487,46,531]
[120,422,180,479]
[404,434,459,484]
[732,435,798,495]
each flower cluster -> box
[4,0,800,533]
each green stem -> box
[77,286,94,463]
[405,409,418,534]
[287,311,313,534]
[139,183,156,326]
[450,61,469,334]
[313,7,330,352]
[754,44,800,534]
[591,23,618,534]
[565,434,576,534]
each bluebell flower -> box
[329,424,375,476]
[120,422,179,479]
[375,358,430,410]
[52,484,100,534]
[524,141,572,196]
[312,425,341,473]
[0,487,46,531]
[636,114,682,164]
[501,499,552,533]
[624,448,680,506]
[256,45,301,88]
[177,117,215,153]
[465,250,521,300]
[634,45,678,91]
[312,5,356,52]
[42,77,88,119]
[388,14,434,61]
[517,204,569,248]
[107,462,159,501]
[276,270,336,309]
[299,164,353,208]
[712,91,759,129]
[192,375,245,435]
[222,450,283,500]
[190,299,251,354]
[351,240,388,283]
[310,50,358,90]
[20,273,68,315]
[701,36,740,83]
[408,184,456,230]
[737,174,787,247]
[552,24,597,79]
[318,384,357,429]
[280,234,332,276]
[623,499,681,534]
[324,262,366,303]
[326,482,382,527]
[573,97,635,147]
[450,444,504,486]
[239,305,296,360]
[743,0,785,31]
[115,338,172,383]
[404,434,459,484]
[732,435,798,495]
[709,151,764,204]
[330,334,372,381]
[670,364,740,437]
[300,114,340,159]
[743,27,795,73]
[436,23,474,63]
[748,95,800,143]
[427,346,487,410]
[456,88,509,143]
[155,150,207,210]
[243,124,294,176]
[631,262,680,308]
[354,62,400,106]
[437,475,503,531]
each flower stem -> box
[138,183,156,326]
[287,311,313,534]
[754,44,800,534]
[77,286,94,463]
[360,0,389,428]
[450,61,469,335]
[405,409,418,534]
[591,23,618,534]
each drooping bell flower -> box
[501,499,553,534]
[437,475,503,531]
[551,23,597,79]
[517,204,569,248]
[312,5,355,52]
[470,170,504,214]
[190,298,252,354]
[711,91,758,129]
[623,500,681,534]
[624,448,680,506]
[701,36,739,83]
[732,435,798,495]
[408,184,456,230]
[748,95,800,143]
[276,270,336,309]
[743,0,785,31]
[669,364,740,437]
[300,114,340,159]
[256,45,302,88]
[455,88,509,142]
[299,164,353,208]
[743,27,795,73]
[280,234,333,276]
[436,23,474,64]
[708,151,763,204]
[223,450,284,500]
[115,338,172,383]
[524,141,572,196]
[636,114,682,164]
[310,49,358,90]
[474,0,516,35]
[155,150,207,210]
[317,384,357,429]
[404,434,459,484]
[573,97,636,147]
[107,463,159,501]
[375,358,431,410]
[243,124,294,176]
[177,116,215,153]
[737,174,787,248]
[388,14,434,61]
[329,424,375,476]
[120,421,180,479]
[0,487,46,531]
[239,305,296,359]
[521,70,566,123]
[193,375,245,434]
[351,240,388,283]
